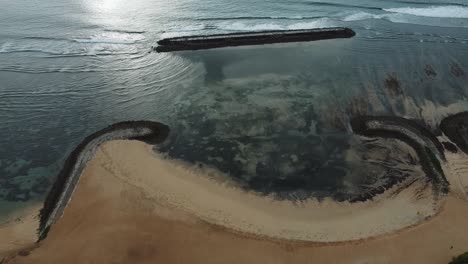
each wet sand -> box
[3,140,468,263]
[45,140,439,242]
[0,203,40,258]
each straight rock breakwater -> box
[155,27,356,52]
[38,121,169,240]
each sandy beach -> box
[2,139,468,263]
[2,0,468,262]
[0,203,40,258]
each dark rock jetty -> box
[38,121,169,240]
[155,27,356,52]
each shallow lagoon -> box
[1,0,468,215]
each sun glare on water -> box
[84,0,125,12]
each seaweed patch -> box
[384,74,404,97]
[450,63,465,78]
[424,64,437,79]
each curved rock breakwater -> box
[440,112,468,155]
[38,121,169,240]
[350,115,449,201]
[36,113,468,242]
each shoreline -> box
[46,141,441,242]
[3,140,467,264]
[2,112,468,262]
[0,203,41,258]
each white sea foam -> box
[179,24,206,31]
[160,24,207,38]
[217,18,335,32]
[342,9,468,28]
[384,6,468,18]
[343,12,380,22]
[271,15,304,19]
[0,42,10,53]
[287,18,335,29]
[219,21,283,31]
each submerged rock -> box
[440,112,468,155]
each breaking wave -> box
[196,15,320,21]
[342,6,468,27]
[217,18,335,31]
[299,1,382,11]
[383,6,468,18]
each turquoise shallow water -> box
[0,0,468,215]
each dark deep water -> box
[1,0,468,216]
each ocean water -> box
[1,0,468,216]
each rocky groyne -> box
[351,115,449,199]
[155,27,356,52]
[38,121,169,240]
